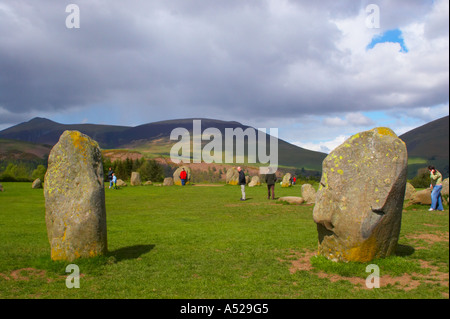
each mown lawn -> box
[0,182,448,299]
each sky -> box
[0,0,448,154]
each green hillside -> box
[400,116,449,179]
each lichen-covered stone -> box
[281,173,292,188]
[248,176,261,187]
[44,131,107,261]
[226,168,239,185]
[313,127,407,262]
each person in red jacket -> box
[180,168,187,186]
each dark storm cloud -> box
[0,0,447,126]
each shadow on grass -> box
[395,244,415,257]
[108,244,155,262]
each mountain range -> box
[0,115,448,178]
[0,117,327,172]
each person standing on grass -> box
[428,165,444,211]
[112,173,117,189]
[180,168,187,186]
[108,167,114,189]
[237,167,246,201]
[265,169,277,200]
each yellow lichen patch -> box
[69,131,89,151]
[51,247,66,261]
[337,169,344,175]
[343,235,379,262]
[373,127,397,138]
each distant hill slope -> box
[0,117,327,171]
[399,115,449,178]
[0,117,130,149]
[2,116,447,177]
[0,138,52,161]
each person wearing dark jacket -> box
[265,171,277,199]
[108,167,114,189]
[237,166,246,201]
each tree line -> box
[103,157,165,183]
[0,157,167,183]
[0,157,444,187]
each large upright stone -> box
[313,127,407,262]
[442,178,449,197]
[281,173,292,187]
[44,131,107,261]
[226,168,239,185]
[130,172,141,186]
[248,176,261,187]
[404,182,416,200]
[301,183,316,204]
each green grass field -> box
[0,182,448,299]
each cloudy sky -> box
[0,0,448,153]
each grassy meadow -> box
[0,182,448,299]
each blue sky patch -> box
[367,29,408,53]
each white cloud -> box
[294,135,349,154]
[323,112,374,127]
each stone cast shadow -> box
[395,244,415,257]
[108,244,155,262]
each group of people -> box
[237,166,278,201]
[106,164,445,212]
[107,167,117,189]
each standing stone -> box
[301,183,316,204]
[163,177,174,186]
[313,127,407,262]
[32,178,42,189]
[248,176,261,187]
[116,179,127,187]
[173,166,191,186]
[410,188,432,205]
[44,131,107,261]
[226,168,239,185]
[130,172,141,186]
[404,182,416,200]
[442,178,449,197]
[281,173,292,187]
